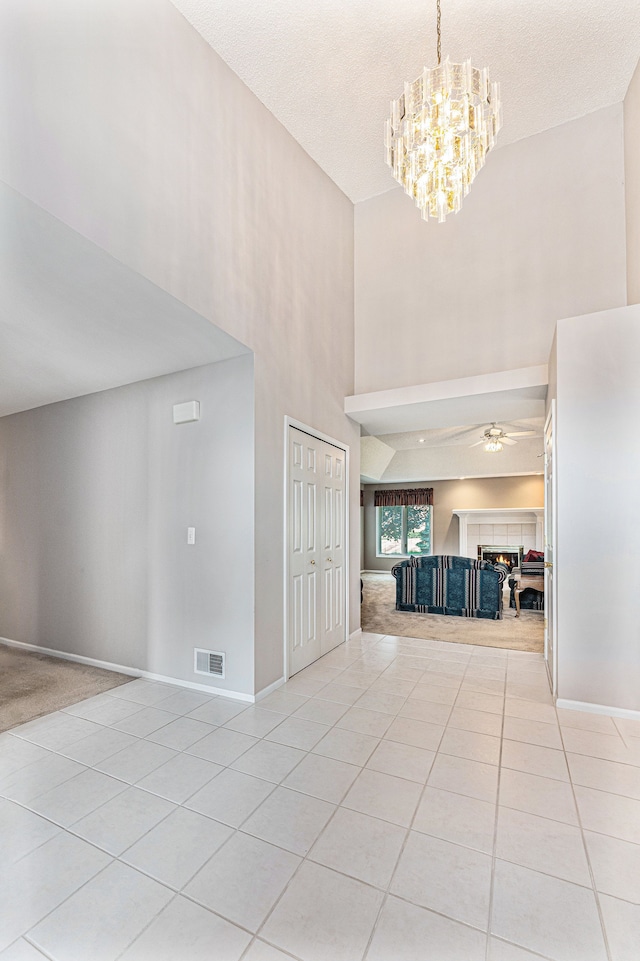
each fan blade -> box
[502,437,517,446]
[505,430,536,437]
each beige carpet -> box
[361,572,544,653]
[0,644,132,733]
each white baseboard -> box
[0,635,141,677]
[137,671,254,701]
[556,697,640,722]
[254,676,285,702]
[349,628,363,642]
[0,636,255,704]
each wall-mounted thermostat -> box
[173,401,200,424]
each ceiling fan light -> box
[484,437,503,453]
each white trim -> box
[349,628,363,642]
[544,400,558,697]
[286,417,352,452]
[365,472,547,483]
[0,636,141,676]
[375,554,430,560]
[556,698,640,722]
[254,676,286,702]
[376,503,433,558]
[451,508,545,515]
[139,672,253,701]
[345,365,549,415]
[283,417,350,682]
[345,366,548,435]
[0,636,255,702]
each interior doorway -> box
[544,401,557,694]
[286,423,348,677]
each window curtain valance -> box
[374,488,434,507]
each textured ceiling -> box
[170,0,640,202]
[360,423,545,482]
[362,419,545,482]
[376,435,544,483]
[379,418,544,451]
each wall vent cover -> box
[194,648,225,678]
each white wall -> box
[556,305,640,712]
[355,106,627,393]
[625,57,640,305]
[0,0,358,692]
[0,356,256,695]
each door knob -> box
[309,560,316,565]
[544,561,553,568]
[327,558,333,563]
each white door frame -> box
[544,400,558,696]
[283,416,350,682]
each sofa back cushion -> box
[404,554,496,573]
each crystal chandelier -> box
[384,0,502,223]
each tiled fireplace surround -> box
[452,510,544,562]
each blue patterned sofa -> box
[392,555,507,620]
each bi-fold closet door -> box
[288,426,346,676]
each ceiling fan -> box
[470,423,536,452]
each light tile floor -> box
[1,632,639,960]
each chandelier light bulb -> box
[384,0,502,222]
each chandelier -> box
[384,0,502,222]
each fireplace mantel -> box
[452,508,544,558]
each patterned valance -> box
[374,488,434,507]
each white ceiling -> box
[361,419,544,482]
[171,0,640,202]
[0,183,249,417]
[375,436,545,483]
[379,418,544,450]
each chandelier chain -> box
[436,0,441,65]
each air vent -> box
[194,648,225,678]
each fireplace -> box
[478,545,523,572]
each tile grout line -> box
[555,698,614,961]
[484,661,506,961]
[487,935,556,961]
[360,727,447,959]
[5,637,624,961]
[248,640,447,959]
[247,644,410,954]
[109,889,184,961]
[174,656,400,952]
[21,935,57,961]
[361,640,499,960]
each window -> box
[377,504,432,557]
